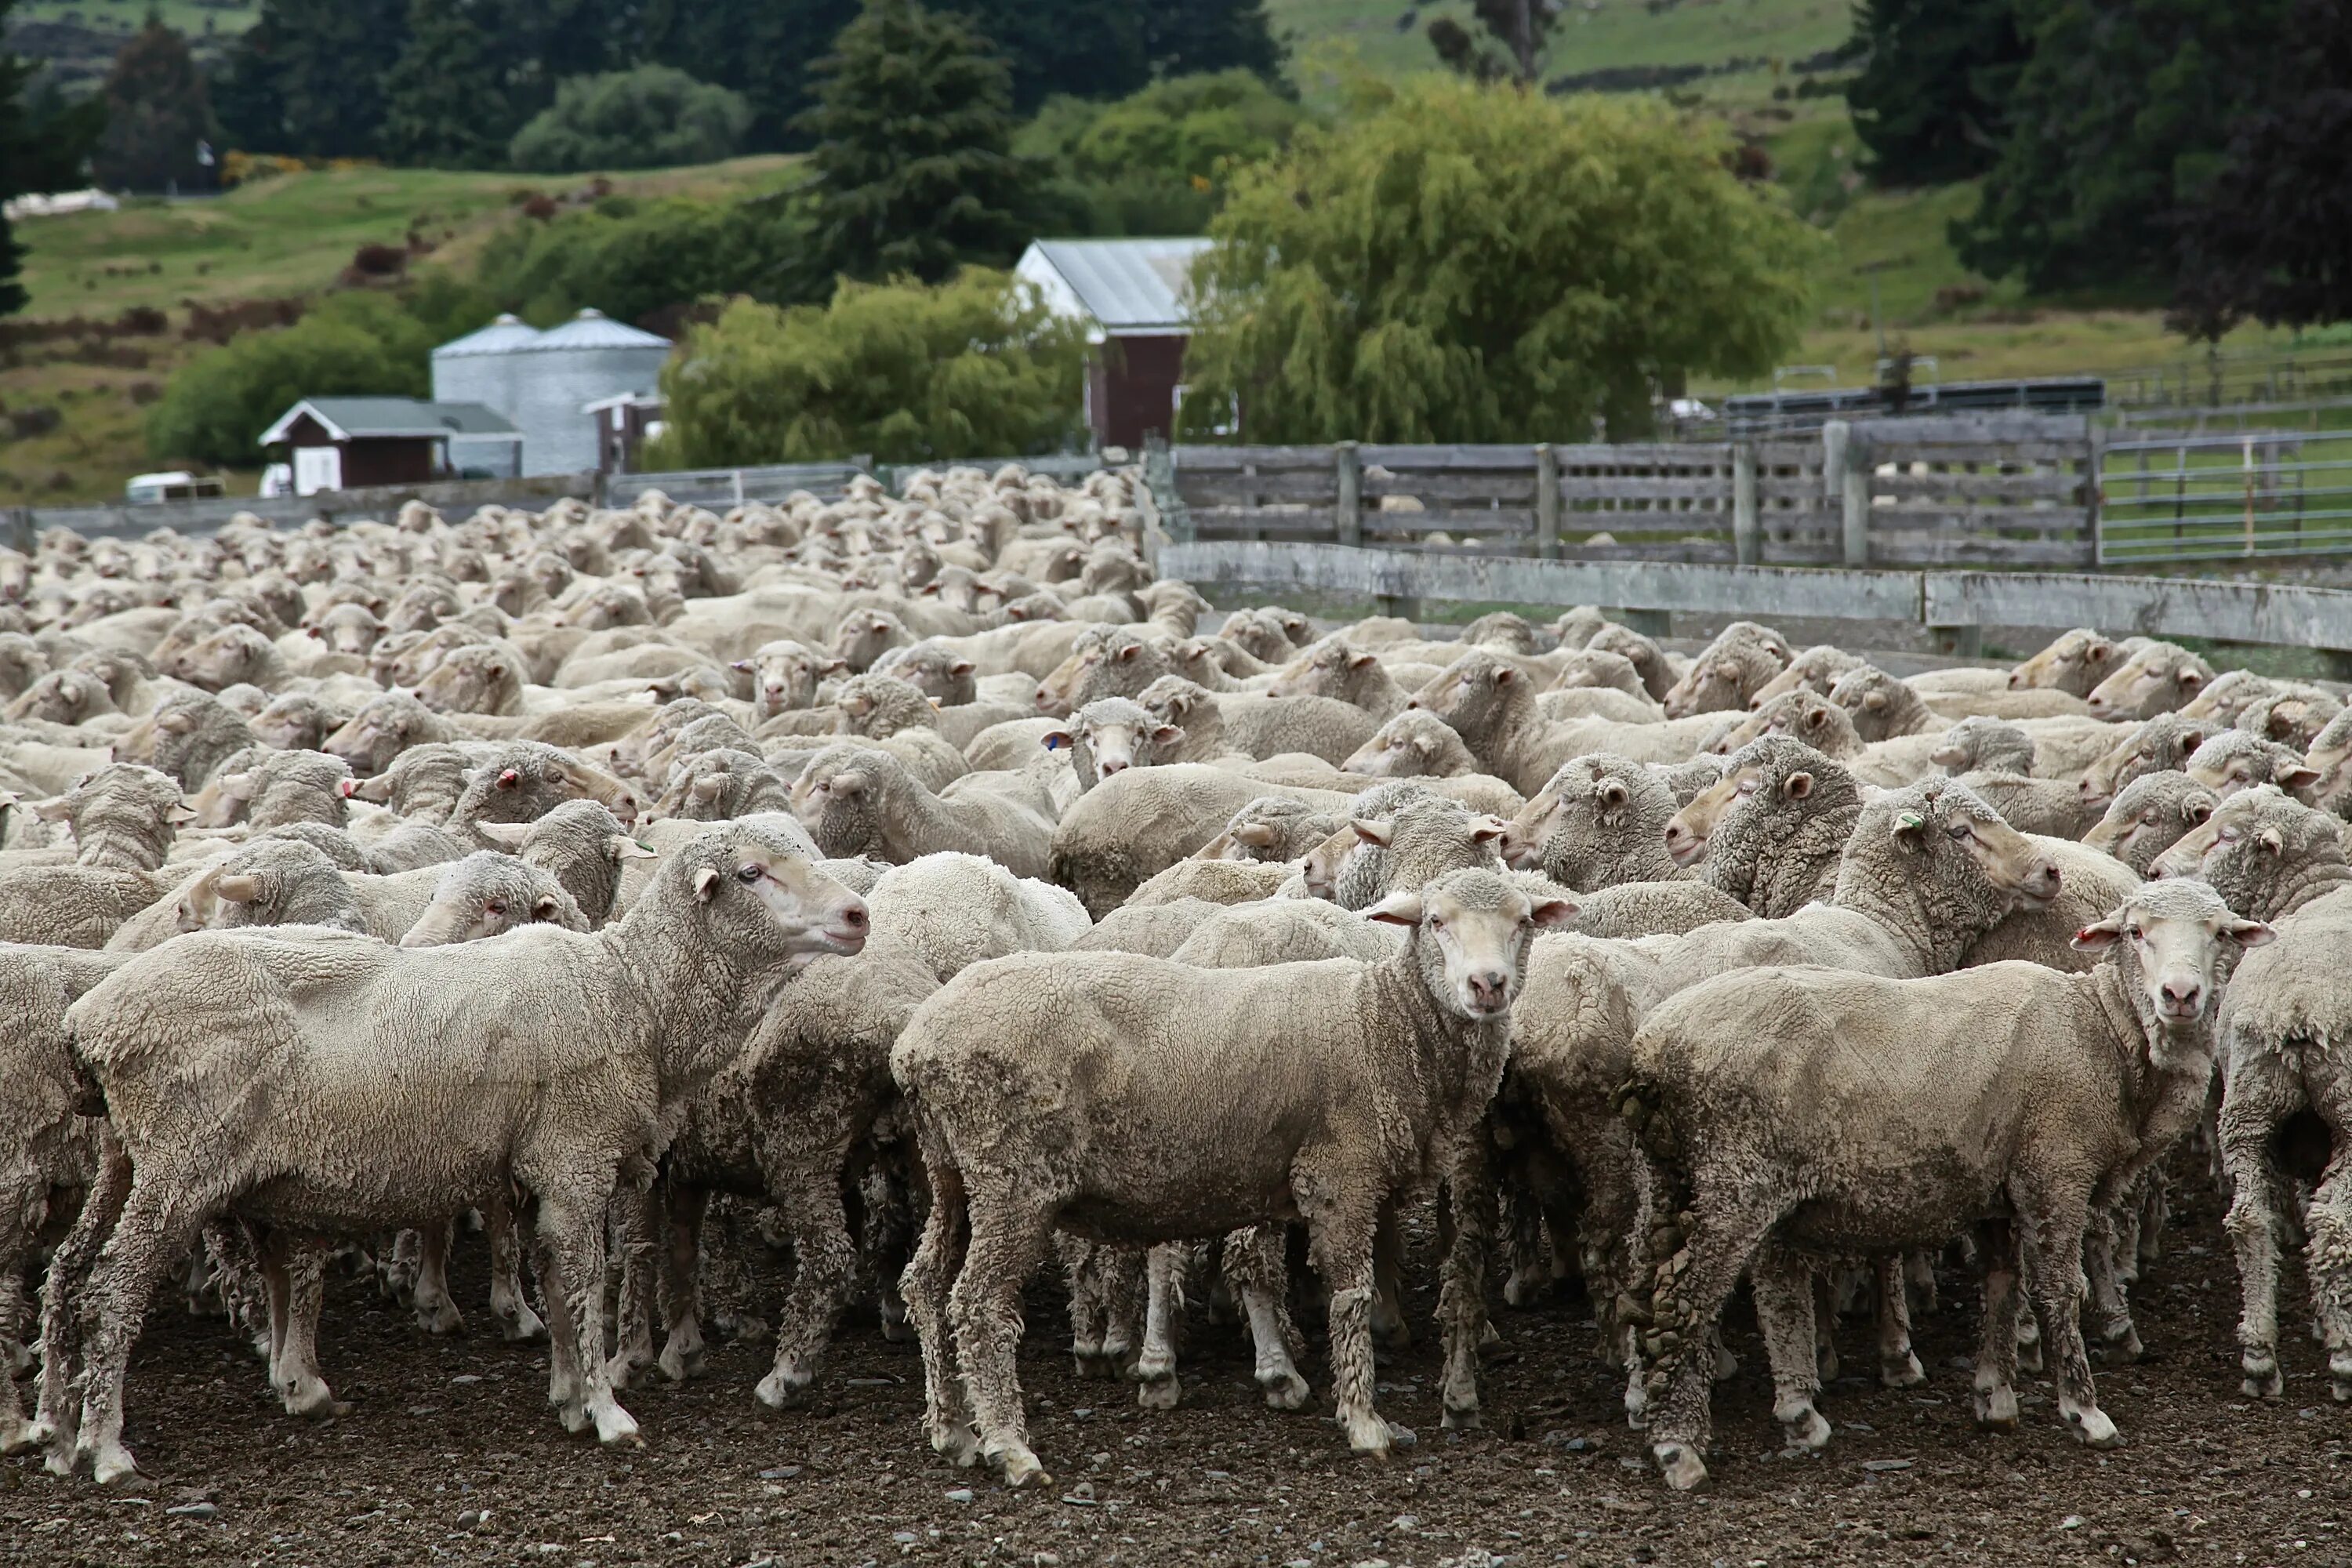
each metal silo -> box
[430,314,542,477]
[507,309,672,477]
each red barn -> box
[1015,238,1214,452]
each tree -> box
[509,67,752,172]
[797,0,1044,287]
[637,0,862,152]
[93,16,216,194]
[213,0,408,157]
[1141,0,1287,82]
[1953,0,2290,292]
[147,292,437,469]
[2172,0,2352,337]
[1019,69,1307,234]
[473,191,816,325]
[0,0,30,318]
[1842,0,2027,185]
[946,0,1146,114]
[1427,0,1562,85]
[379,0,509,169]
[650,270,1085,466]
[1180,79,1828,443]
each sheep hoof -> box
[1440,1403,1483,1432]
[655,1345,704,1384]
[280,1378,345,1420]
[0,1418,34,1457]
[1135,1373,1181,1410]
[557,1399,591,1435]
[754,1365,814,1410]
[1973,1388,2019,1430]
[1502,1272,1544,1308]
[2015,1341,2043,1375]
[592,1403,642,1448]
[2063,1405,2122,1450]
[992,1443,1049,1489]
[1260,1370,1309,1411]
[1777,1404,1831,1452]
[82,1439,143,1487]
[1652,1440,1708,1491]
[934,1425,984,1469]
[2241,1351,2282,1399]
[1879,1351,1926,1388]
[879,1315,916,1345]
[414,1299,463,1337]
[498,1305,546,1344]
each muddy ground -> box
[5,1174,2349,1568]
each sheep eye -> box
[737,864,763,884]
[1947,822,1973,841]
[2218,826,2241,842]
[486,901,506,916]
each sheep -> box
[1047,764,1354,917]
[114,690,255,787]
[1040,696,1185,792]
[42,823,869,1481]
[1265,637,1413,719]
[2151,786,2352,928]
[444,740,642,836]
[2078,712,2218,807]
[1624,878,2270,1488]
[1659,622,1791,718]
[1341,710,1488,780]
[863,851,1091,985]
[5,667,117,725]
[2186,728,2322,802]
[478,800,652,926]
[394,852,594,947]
[2238,689,2343,751]
[1165,897,1400,968]
[2003,627,2143,696]
[1962,833,2142,973]
[1502,753,1686,892]
[793,742,1058,879]
[1196,796,1348,866]
[186,746,351,830]
[9,763,188,872]
[2085,640,2214,720]
[891,867,1576,1484]
[1135,676,1379,768]
[0,855,172,948]
[657,746,796,820]
[1746,644,1867,708]
[1410,650,1720,791]
[2085,772,2220,876]
[1929,715,2038,776]
[1568,879,1754,938]
[1666,737,1864,918]
[1033,624,1173,717]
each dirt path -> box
[5,1177,2346,1566]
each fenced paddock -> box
[2096,429,2352,565]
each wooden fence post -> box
[1334,440,1362,547]
[1731,441,1759,566]
[1534,442,1560,561]
[1824,420,1870,568]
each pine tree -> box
[379,0,508,167]
[93,14,216,194]
[637,0,862,151]
[948,0,1147,114]
[1141,0,1287,82]
[798,0,1042,286]
[1842,0,2027,185]
[0,0,31,318]
[212,0,408,158]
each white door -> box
[293,445,342,496]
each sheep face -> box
[2084,776,2216,872]
[1366,869,1575,1020]
[1267,638,1377,703]
[684,831,869,970]
[399,853,589,948]
[415,644,522,717]
[165,623,272,691]
[1344,713,1450,778]
[790,751,887,858]
[2085,644,2211,720]
[322,698,426,775]
[2071,881,2272,1036]
[1748,646,1860,709]
[830,610,906,672]
[2008,628,2122,695]
[2186,732,2321,802]
[1407,652,1521,740]
[2149,787,2347,913]
[737,641,840,717]
[1666,752,1819,867]
[2077,713,2212,806]
[306,602,387,656]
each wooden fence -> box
[1168,416,2100,570]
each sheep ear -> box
[1365,891,1423,927]
[1040,729,1073,752]
[1863,690,1889,711]
[1348,652,1377,670]
[215,873,262,903]
[167,800,200,824]
[1599,781,1630,808]
[217,772,255,801]
[350,775,395,804]
[1150,724,1185,746]
[1891,809,1927,847]
[2180,669,2205,689]
[29,796,74,822]
[475,821,531,848]
[1236,822,1282,848]
[532,894,564,922]
[1528,895,1579,929]
[158,710,195,734]
[1115,642,1141,662]
[495,768,521,789]
[1472,815,1510,844]
[1494,666,1517,687]
[2183,799,2213,825]
[612,835,659,860]
[821,659,849,675]
[693,866,720,901]
[731,659,753,672]
[1784,771,1815,800]
[1352,817,1395,848]
[691,775,729,804]
[832,771,867,796]
[2259,826,2285,854]
[2228,917,2278,949]
[2069,915,2124,953]
[2278,764,2322,793]
[950,659,975,677]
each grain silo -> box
[505,309,672,477]
[429,314,542,478]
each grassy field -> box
[0,158,795,504]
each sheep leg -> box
[539,1182,639,1447]
[410,1218,463,1336]
[2082,1208,2142,1363]
[2219,1079,2296,1399]
[0,1182,34,1454]
[73,1175,209,1485]
[1301,1187,1394,1460]
[902,1147,979,1468]
[2302,1137,2352,1401]
[606,1185,660,1390]
[1224,1225,1307,1410]
[31,1134,129,1465]
[655,1183,708,1384]
[385,1226,423,1304]
[946,1185,1054,1488]
[1642,1183,1783,1493]
[1972,1218,2023,1429]
[1875,1253,1925,1387]
[758,1176,856,1408]
[2016,1181,2116,1449]
[2114,1200,2144,1287]
[2012,1225,2045,1375]
[1750,1245,1830,1452]
[532,1226,586,1423]
[1370,1200,1411,1353]
[860,1157,916,1342]
[1055,1236,1110,1377]
[486,1189,545,1342]
[1133,1243,1189,1410]
[1439,1136,1499,1430]
[1500,1184,1549,1309]
[1098,1244,1144,1373]
[2136,1183,2167,1270]
[1810,1272,1841,1383]
[268,1236,343,1417]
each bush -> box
[507,67,753,174]
[145,292,439,469]
[1181,79,1828,442]
[649,270,1086,466]
[472,192,815,328]
[1019,69,1308,234]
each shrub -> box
[507,67,752,174]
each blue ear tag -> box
[1045,735,1063,751]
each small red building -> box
[1016,238,1214,452]
[258,397,522,496]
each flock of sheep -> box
[2,461,2350,1497]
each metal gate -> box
[2096,429,2352,565]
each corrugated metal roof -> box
[259,397,520,445]
[1024,238,1211,333]
[433,313,543,359]
[520,307,672,352]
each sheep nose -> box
[2161,981,2201,1013]
[1098,757,1127,776]
[840,905,866,931]
[1467,971,1511,1012]
[2007,671,2024,689]
[2086,694,2108,710]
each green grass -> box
[16,0,255,34]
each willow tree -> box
[1179,79,1829,442]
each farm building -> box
[430,309,672,477]
[256,397,521,495]
[1016,238,1213,452]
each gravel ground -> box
[6,1173,2350,1567]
